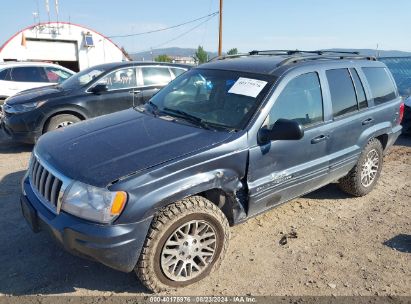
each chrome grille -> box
[30,157,63,208]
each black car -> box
[1,61,190,143]
[403,96,411,134]
[20,50,403,292]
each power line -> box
[108,11,219,38]
[132,14,218,53]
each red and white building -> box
[0,22,129,71]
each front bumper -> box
[0,108,43,144]
[21,177,153,273]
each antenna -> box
[34,0,40,25]
[32,12,39,25]
[45,0,50,24]
[55,0,59,34]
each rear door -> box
[323,67,373,180]
[247,71,330,216]
[86,67,137,116]
[138,66,174,103]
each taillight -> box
[398,102,404,124]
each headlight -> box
[61,181,128,224]
[4,100,46,113]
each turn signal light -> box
[110,191,128,215]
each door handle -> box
[362,118,374,125]
[311,134,329,144]
[129,90,141,95]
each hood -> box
[35,109,234,187]
[6,85,70,105]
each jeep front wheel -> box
[135,196,230,292]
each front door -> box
[247,72,330,216]
[86,67,138,117]
[139,66,173,103]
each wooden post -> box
[218,0,223,56]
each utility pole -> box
[218,0,223,56]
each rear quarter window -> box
[362,67,397,105]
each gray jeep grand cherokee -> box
[20,50,404,292]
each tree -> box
[194,46,208,64]
[154,54,172,63]
[227,48,238,55]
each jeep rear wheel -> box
[135,196,230,292]
[338,138,383,196]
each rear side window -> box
[362,67,397,105]
[326,69,358,117]
[141,67,172,86]
[170,67,186,77]
[350,68,367,110]
[266,72,323,128]
[0,68,11,81]
[11,67,48,82]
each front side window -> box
[146,69,273,130]
[11,67,48,83]
[142,67,172,86]
[44,67,72,83]
[265,72,323,128]
[362,67,397,105]
[96,68,136,90]
[326,68,358,117]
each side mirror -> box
[90,84,108,94]
[258,118,304,144]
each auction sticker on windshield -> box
[228,77,268,98]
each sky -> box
[1,0,410,54]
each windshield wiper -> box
[140,101,160,116]
[162,107,215,130]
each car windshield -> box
[145,68,274,130]
[60,67,106,89]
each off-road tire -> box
[135,196,230,292]
[338,138,383,197]
[45,114,81,133]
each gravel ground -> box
[0,130,410,297]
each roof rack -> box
[276,54,377,67]
[248,49,361,56]
[208,49,376,66]
[208,53,250,62]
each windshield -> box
[60,67,106,89]
[146,69,274,130]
